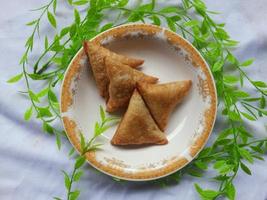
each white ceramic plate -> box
[60,24,217,181]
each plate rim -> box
[60,23,217,181]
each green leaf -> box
[75,156,86,169]
[37,87,49,98]
[187,168,203,177]
[184,20,199,27]
[160,6,179,13]
[60,26,70,37]
[47,11,57,28]
[68,147,75,157]
[43,122,54,134]
[213,160,225,169]
[62,171,71,189]
[73,170,83,181]
[240,162,251,175]
[194,161,208,170]
[44,36,49,49]
[233,90,250,98]
[80,133,86,152]
[228,111,241,121]
[227,52,238,64]
[53,0,57,14]
[241,112,256,121]
[7,73,23,83]
[26,20,38,26]
[56,132,61,150]
[37,106,53,118]
[69,24,77,37]
[72,0,88,5]
[166,18,176,32]
[223,75,239,84]
[100,106,105,122]
[212,60,224,72]
[48,89,58,102]
[239,148,254,163]
[138,4,153,12]
[100,23,113,32]
[29,90,40,103]
[69,190,80,200]
[194,184,220,199]
[118,0,129,7]
[74,9,81,24]
[240,59,254,67]
[260,96,266,109]
[53,197,62,200]
[151,15,161,26]
[253,81,267,88]
[24,106,33,121]
[226,183,236,200]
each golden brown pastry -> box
[105,57,158,112]
[83,41,144,99]
[111,90,168,145]
[137,80,192,131]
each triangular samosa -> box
[111,90,168,145]
[105,57,158,112]
[137,80,192,131]
[83,41,144,99]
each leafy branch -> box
[54,106,119,200]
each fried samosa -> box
[83,41,144,99]
[137,80,192,131]
[105,57,158,112]
[111,90,168,145]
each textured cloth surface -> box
[0,0,266,199]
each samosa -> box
[83,41,144,99]
[111,90,168,145]
[137,80,192,131]
[105,57,158,112]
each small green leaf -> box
[160,6,179,13]
[37,87,49,98]
[37,106,53,118]
[233,90,250,98]
[26,20,38,26]
[223,75,239,84]
[53,0,57,14]
[7,73,23,83]
[48,89,58,102]
[74,9,80,24]
[75,156,86,169]
[62,171,71,189]
[68,147,75,157]
[194,161,208,170]
[166,18,176,32]
[151,15,161,26]
[240,162,251,175]
[239,148,254,163]
[53,197,62,200]
[24,106,33,121]
[260,96,266,109]
[69,24,77,37]
[228,111,241,121]
[187,168,203,177]
[56,132,61,150]
[100,106,105,122]
[253,81,267,88]
[194,184,220,199]
[241,112,256,121]
[227,52,238,64]
[72,0,88,5]
[45,36,49,49]
[29,90,40,103]
[184,20,199,27]
[100,23,113,32]
[212,60,224,72]
[80,133,85,152]
[118,0,128,7]
[138,4,153,12]
[240,59,254,67]
[69,190,80,200]
[226,183,236,200]
[73,170,83,181]
[47,11,57,28]
[60,26,70,37]
[43,122,54,134]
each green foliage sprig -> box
[54,106,119,200]
[8,0,267,199]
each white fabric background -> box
[0,0,267,199]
